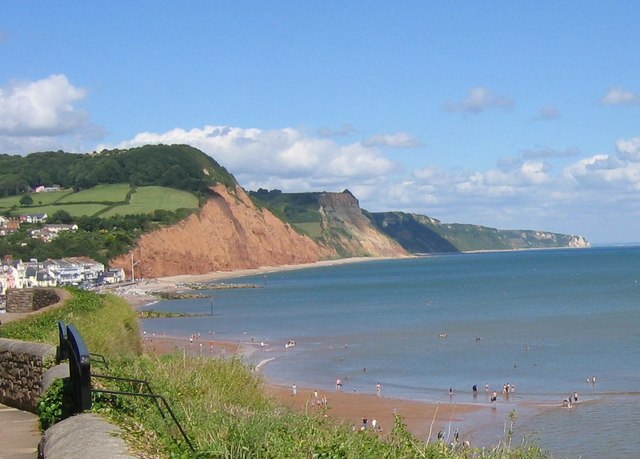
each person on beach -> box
[336,379,342,391]
[574,392,578,402]
[376,383,381,397]
[291,384,297,396]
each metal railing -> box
[56,320,194,452]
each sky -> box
[1,1,639,244]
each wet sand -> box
[265,382,482,441]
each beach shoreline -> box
[140,333,488,443]
[109,257,401,308]
[116,256,535,446]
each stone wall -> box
[6,288,60,313]
[0,338,56,412]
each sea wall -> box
[6,288,61,313]
[0,337,135,457]
[0,338,55,412]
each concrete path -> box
[0,403,40,459]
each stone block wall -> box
[0,338,56,412]
[6,288,60,313]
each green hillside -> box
[0,144,237,198]
[250,190,587,253]
[370,211,585,252]
[250,189,325,237]
[0,184,199,218]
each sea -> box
[140,246,640,458]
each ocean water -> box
[141,246,640,458]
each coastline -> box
[115,256,518,445]
[110,256,400,308]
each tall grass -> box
[0,289,141,358]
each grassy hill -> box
[0,184,199,218]
[0,144,237,198]
[370,211,587,252]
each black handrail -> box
[56,320,195,452]
[56,320,68,364]
[89,352,110,369]
[66,323,92,412]
[92,373,164,419]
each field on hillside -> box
[0,189,74,208]
[100,186,199,217]
[0,184,199,218]
[57,183,131,203]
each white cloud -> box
[600,87,639,106]
[444,87,514,113]
[0,74,104,153]
[563,151,640,190]
[0,74,90,135]
[362,132,423,148]
[106,125,398,186]
[616,136,640,161]
[105,125,640,243]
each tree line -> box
[0,144,237,197]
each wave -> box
[255,357,276,372]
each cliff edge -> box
[110,185,336,278]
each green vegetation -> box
[0,144,237,198]
[249,189,329,241]
[0,184,200,218]
[1,290,548,458]
[0,144,233,263]
[0,289,141,357]
[0,189,74,208]
[370,211,582,253]
[57,183,132,203]
[0,183,205,264]
[102,186,199,217]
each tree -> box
[19,195,33,207]
[50,210,74,224]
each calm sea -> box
[141,246,640,458]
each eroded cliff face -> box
[111,185,336,278]
[318,191,408,257]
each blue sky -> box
[1,1,639,243]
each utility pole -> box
[131,253,140,283]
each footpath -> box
[0,403,40,459]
